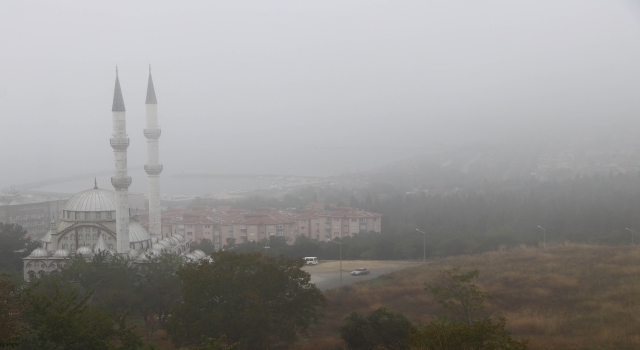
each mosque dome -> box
[129,220,151,243]
[183,253,199,262]
[30,248,50,257]
[174,234,184,242]
[77,246,93,256]
[192,250,206,259]
[128,249,139,259]
[64,188,117,212]
[168,237,179,245]
[152,243,165,251]
[53,249,70,258]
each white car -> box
[304,257,318,265]
[351,268,370,276]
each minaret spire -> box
[110,69,132,254]
[112,67,126,111]
[144,66,163,240]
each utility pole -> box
[537,226,546,249]
[626,228,634,245]
[327,239,342,286]
[416,229,426,262]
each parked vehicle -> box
[351,268,370,276]
[304,257,318,265]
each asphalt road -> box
[303,260,425,290]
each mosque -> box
[22,68,205,279]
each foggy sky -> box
[1,1,640,187]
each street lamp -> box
[264,238,270,254]
[537,226,546,248]
[625,228,634,245]
[416,229,426,262]
[327,239,342,286]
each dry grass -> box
[296,244,640,350]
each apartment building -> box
[155,204,382,251]
[0,191,68,238]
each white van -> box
[304,257,318,265]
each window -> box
[351,219,357,222]
[277,224,283,229]
[84,212,90,220]
[96,212,101,220]
[205,225,210,228]
[326,224,331,229]
[214,231,220,236]
[360,218,366,223]
[334,218,339,222]
[334,232,339,236]
[214,237,220,242]
[240,225,247,229]
[301,226,305,229]
[277,231,284,236]
[206,232,211,235]
[107,212,112,219]
[215,244,220,250]
[360,225,366,229]
[188,232,193,236]
[75,212,79,220]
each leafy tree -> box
[181,336,238,350]
[18,283,143,350]
[136,252,184,324]
[190,239,216,255]
[340,307,414,350]
[165,252,326,349]
[0,223,38,271]
[0,275,28,346]
[425,268,490,325]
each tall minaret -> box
[110,68,131,254]
[144,66,163,240]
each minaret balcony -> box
[144,164,164,176]
[110,137,130,150]
[111,176,132,190]
[144,128,161,140]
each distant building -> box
[0,188,68,238]
[156,205,382,251]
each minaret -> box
[144,66,163,240]
[110,67,131,254]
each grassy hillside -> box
[297,244,640,350]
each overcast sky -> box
[1,0,640,186]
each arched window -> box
[93,234,97,240]
[70,244,75,250]
[63,244,68,249]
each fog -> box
[1,1,640,189]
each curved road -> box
[303,260,425,290]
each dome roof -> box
[183,253,199,262]
[77,246,93,255]
[129,220,151,243]
[128,249,139,259]
[168,237,179,245]
[174,234,184,242]
[30,248,50,257]
[41,230,53,243]
[53,249,70,258]
[152,243,165,251]
[64,188,117,212]
[192,250,206,259]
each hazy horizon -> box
[2,1,640,189]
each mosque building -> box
[22,68,203,280]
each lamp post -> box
[537,226,546,248]
[264,238,270,255]
[327,239,342,286]
[416,229,426,262]
[626,228,634,245]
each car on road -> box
[304,257,318,265]
[351,268,370,276]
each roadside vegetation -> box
[299,243,640,349]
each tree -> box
[0,223,38,271]
[425,268,490,325]
[190,239,216,255]
[340,307,414,350]
[136,252,184,325]
[0,275,28,346]
[18,283,143,350]
[165,252,326,349]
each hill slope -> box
[298,244,640,349]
